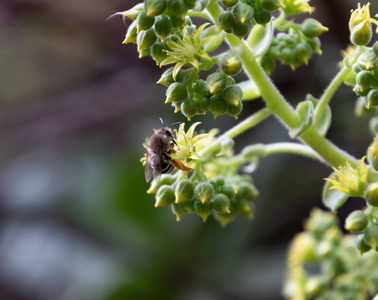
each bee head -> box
[156,118,181,138]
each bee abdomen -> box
[161,158,174,174]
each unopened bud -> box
[261,0,285,11]
[180,99,198,120]
[212,193,231,214]
[233,3,254,24]
[301,18,328,39]
[170,0,187,19]
[220,52,243,76]
[145,0,167,16]
[221,85,243,106]
[218,11,236,33]
[350,19,372,46]
[234,200,254,218]
[366,89,378,109]
[365,224,378,250]
[123,3,145,20]
[154,15,173,41]
[232,21,251,38]
[137,28,157,50]
[175,179,195,203]
[220,0,238,8]
[123,21,138,44]
[151,43,167,65]
[238,182,259,201]
[194,182,214,204]
[356,234,371,255]
[209,95,228,118]
[171,203,184,221]
[155,185,175,207]
[137,11,155,32]
[227,101,243,119]
[195,200,212,221]
[296,41,313,65]
[367,138,378,171]
[165,82,188,103]
[206,72,227,94]
[254,7,271,26]
[365,183,378,206]
[157,67,185,86]
[345,210,368,232]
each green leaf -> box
[246,19,273,59]
[307,95,331,136]
[322,172,349,212]
[289,100,314,138]
[199,25,224,53]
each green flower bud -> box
[175,179,195,203]
[210,176,225,188]
[197,96,211,112]
[154,16,173,41]
[304,37,322,55]
[355,85,370,97]
[357,51,377,71]
[157,67,185,86]
[220,52,243,76]
[345,210,368,232]
[137,28,157,50]
[195,200,212,221]
[184,0,197,9]
[233,3,254,24]
[365,183,378,206]
[165,82,188,103]
[235,200,254,218]
[209,95,228,118]
[206,72,227,94]
[171,203,184,221]
[254,7,271,26]
[261,56,275,74]
[261,0,285,11]
[350,20,372,46]
[218,11,236,33]
[356,70,375,90]
[177,199,195,213]
[147,174,176,194]
[227,101,243,119]
[373,41,378,57]
[193,80,209,97]
[220,0,238,8]
[367,139,378,171]
[194,182,215,204]
[151,43,167,65]
[238,182,258,201]
[365,224,378,250]
[169,0,187,20]
[356,234,371,255]
[300,18,328,39]
[137,11,155,32]
[355,96,375,116]
[365,88,378,108]
[296,41,313,65]
[180,99,198,120]
[167,14,184,27]
[123,21,138,44]
[138,47,151,58]
[212,193,231,214]
[280,48,295,65]
[232,21,251,38]
[123,3,145,20]
[221,85,243,106]
[155,185,175,207]
[145,0,167,16]
[216,184,236,200]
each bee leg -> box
[170,158,193,172]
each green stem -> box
[198,107,272,156]
[314,66,350,124]
[264,142,322,160]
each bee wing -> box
[150,154,162,182]
[145,154,153,182]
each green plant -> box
[115,1,378,298]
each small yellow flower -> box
[349,3,378,33]
[325,157,369,197]
[282,0,314,15]
[173,122,215,162]
[160,23,218,79]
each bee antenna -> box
[169,121,182,127]
[159,118,165,126]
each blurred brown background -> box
[0,1,375,299]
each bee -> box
[145,118,192,182]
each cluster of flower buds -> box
[122,1,210,58]
[148,173,258,226]
[345,44,378,110]
[261,19,326,73]
[217,0,284,38]
[284,208,378,299]
[159,63,244,120]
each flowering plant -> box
[114,1,378,298]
